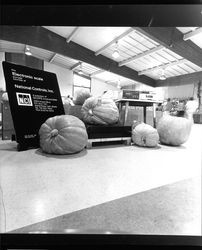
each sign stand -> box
[2,61,65,151]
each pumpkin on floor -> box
[81,96,119,125]
[39,115,88,154]
[157,114,192,146]
[74,89,91,105]
[132,121,159,147]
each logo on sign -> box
[16,92,33,106]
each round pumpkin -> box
[74,89,91,105]
[39,115,88,154]
[157,114,192,146]
[81,97,119,125]
[2,92,8,101]
[132,121,159,147]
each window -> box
[73,73,91,96]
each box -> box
[122,90,139,100]
[193,113,202,124]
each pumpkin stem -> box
[142,136,146,146]
[50,129,59,137]
[88,109,93,115]
[97,97,102,106]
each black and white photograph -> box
[0,3,201,248]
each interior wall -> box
[0,52,6,91]
[91,78,118,97]
[157,83,197,100]
[44,62,73,97]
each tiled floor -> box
[0,124,201,234]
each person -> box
[185,97,198,120]
[162,98,173,115]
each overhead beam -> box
[70,62,81,70]
[155,71,202,87]
[49,53,57,63]
[119,45,164,67]
[134,27,202,69]
[66,27,80,43]
[90,69,105,76]
[0,26,155,87]
[139,58,187,76]
[95,27,134,56]
[183,27,202,41]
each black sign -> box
[2,61,65,150]
[122,90,140,100]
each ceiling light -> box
[112,41,120,59]
[78,69,83,75]
[112,50,120,59]
[159,74,166,80]
[117,79,121,89]
[77,62,83,74]
[25,45,32,56]
[159,69,166,80]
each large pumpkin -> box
[132,121,159,147]
[39,115,88,154]
[74,89,91,105]
[81,97,119,125]
[157,114,192,146]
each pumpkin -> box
[157,114,192,146]
[2,92,8,101]
[132,121,159,147]
[39,115,88,154]
[74,89,91,105]
[81,97,119,125]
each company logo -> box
[16,92,33,106]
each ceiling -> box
[0,26,202,89]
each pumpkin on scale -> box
[132,121,159,147]
[39,115,88,154]
[81,96,119,125]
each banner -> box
[2,61,65,150]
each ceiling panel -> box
[177,27,202,49]
[81,62,101,75]
[177,27,198,33]
[29,46,54,61]
[43,26,77,39]
[55,54,78,69]
[72,27,130,52]
[2,26,202,85]
[184,61,202,71]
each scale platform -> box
[85,124,132,148]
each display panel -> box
[2,61,65,150]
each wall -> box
[91,77,118,97]
[123,81,197,101]
[44,63,118,97]
[44,62,73,97]
[156,83,197,100]
[0,52,6,91]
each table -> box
[116,99,162,128]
